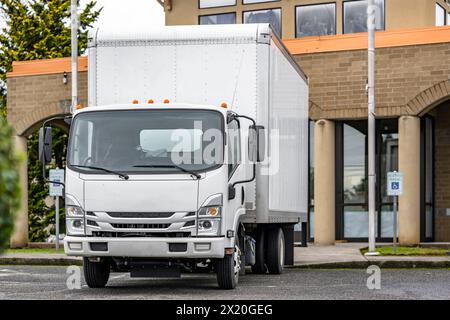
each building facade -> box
[158,0,450,243]
[6,0,450,247]
[163,0,450,39]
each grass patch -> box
[361,246,449,256]
[4,248,65,254]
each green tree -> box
[0,117,21,253]
[0,0,101,116]
[0,0,101,241]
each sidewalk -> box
[0,252,82,266]
[292,243,450,269]
[1,243,449,268]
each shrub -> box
[0,117,21,253]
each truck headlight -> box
[66,205,84,217]
[198,206,221,217]
[197,206,221,236]
[198,218,221,236]
[66,205,85,235]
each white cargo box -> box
[88,24,309,224]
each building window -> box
[243,0,279,3]
[296,3,336,38]
[421,116,434,241]
[448,12,450,25]
[343,0,385,34]
[199,12,236,25]
[199,0,236,9]
[436,3,446,26]
[243,8,282,37]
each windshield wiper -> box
[132,164,201,180]
[71,165,129,180]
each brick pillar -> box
[10,136,28,248]
[314,119,335,245]
[398,116,420,245]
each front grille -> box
[92,231,191,238]
[107,212,175,218]
[87,220,99,227]
[111,223,170,229]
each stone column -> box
[314,119,335,245]
[10,136,28,248]
[398,116,421,245]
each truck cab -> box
[61,103,263,288]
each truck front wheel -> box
[83,257,110,288]
[216,246,239,289]
[266,227,285,274]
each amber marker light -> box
[220,102,228,109]
[163,99,170,104]
[132,100,139,104]
[207,207,219,216]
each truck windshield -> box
[68,109,224,175]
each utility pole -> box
[366,0,378,256]
[71,0,78,113]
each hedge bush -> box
[0,118,21,253]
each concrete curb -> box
[287,259,450,269]
[0,257,82,266]
[1,256,448,269]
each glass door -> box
[336,119,399,241]
[377,119,399,241]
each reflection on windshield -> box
[68,109,224,174]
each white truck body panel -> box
[87,24,309,224]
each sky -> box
[81,0,165,29]
[0,0,165,31]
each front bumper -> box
[64,236,228,259]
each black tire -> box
[251,227,267,274]
[83,257,110,288]
[216,249,239,289]
[266,227,285,274]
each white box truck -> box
[40,24,309,289]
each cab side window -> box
[227,119,241,178]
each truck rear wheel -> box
[216,246,239,289]
[266,227,285,274]
[251,227,267,274]
[83,258,110,288]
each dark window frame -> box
[242,0,280,4]
[342,0,386,35]
[198,0,237,10]
[295,2,337,38]
[198,12,237,25]
[242,7,283,37]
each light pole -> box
[71,0,78,113]
[366,0,379,256]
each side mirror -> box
[248,125,266,163]
[39,127,53,165]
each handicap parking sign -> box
[387,172,403,196]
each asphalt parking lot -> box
[0,266,449,300]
